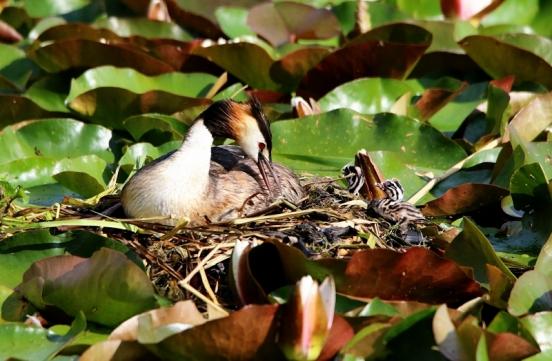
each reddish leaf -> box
[150,305,283,360]
[270,47,330,91]
[0,96,59,129]
[490,75,515,93]
[248,2,340,46]
[37,23,203,70]
[0,19,22,43]
[297,23,431,99]
[336,247,483,304]
[415,84,466,120]
[486,332,539,361]
[119,0,224,38]
[421,183,509,217]
[317,315,354,361]
[164,0,224,38]
[28,39,175,75]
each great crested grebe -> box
[121,98,304,225]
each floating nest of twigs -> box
[3,175,445,312]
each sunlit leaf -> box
[17,248,158,327]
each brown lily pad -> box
[336,247,483,304]
[297,23,431,99]
[421,183,510,217]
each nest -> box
[3,176,438,313]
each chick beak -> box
[257,151,280,197]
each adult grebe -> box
[121,98,304,225]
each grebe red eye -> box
[258,142,265,150]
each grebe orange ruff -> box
[121,98,304,225]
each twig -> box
[408,138,501,204]
[230,208,345,225]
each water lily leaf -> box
[192,42,280,90]
[510,163,552,211]
[0,96,57,129]
[36,22,198,69]
[247,2,340,47]
[318,77,425,114]
[68,88,210,128]
[148,304,284,360]
[0,311,86,361]
[508,235,552,316]
[0,118,113,165]
[123,113,188,143]
[460,35,552,88]
[53,171,106,198]
[336,247,482,304]
[28,39,175,75]
[94,17,192,40]
[270,47,330,92]
[421,183,509,217]
[0,43,34,89]
[0,229,142,290]
[271,109,466,177]
[22,0,92,18]
[24,76,71,113]
[66,66,216,104]
[508,92,552,148]
[0,155,108,189]
[17,248,158,327]
[109,301,205,343]
[297,23,431,99]
[446,217,515,286]
[520,312,552,351]
[119,141,181,176]
[428,81,488,132]
[481,331,539,361]
[214,6,255,38]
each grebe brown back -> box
[121,98,304,225]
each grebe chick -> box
[121,98,304,225]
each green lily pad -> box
[0,155,108,189]
[509,235,552,316]
[0,118,113,165]
[446,217,515,286]
[0,312,86,361]
[318,77,425,114]
[215,6,255,38]
[123,113,188,143]
[119,141,181,176]
[66,66,216,103]
[17,248,158,327]
[271,109,467,177]
[94,17,192,40]
[24,76,71,113]
[520,312,552,351]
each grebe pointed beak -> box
[257,151,281,197]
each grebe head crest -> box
[200,97,277,192]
